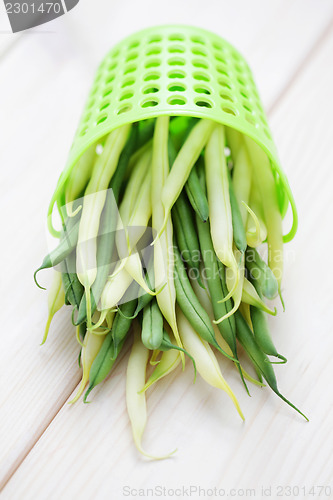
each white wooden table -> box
[1,1,333,498]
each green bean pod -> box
[34,212,80,289]
[185,158,209,222]
[250,306,287,363]
[172,193,202,284]
[235,311,308,420]
[141,299,164,350]
[159,329,197,378]
[111,298,137,358]
[174,247,237,363]
[61,250,84,310]
[83,298,137,402]
[117,264,155,320]
[196,216,237,355]
[83,331,126,402]
[76,126,138,325]
[245,247,278,300]
[228,171,247,253]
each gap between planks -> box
[2,9,333,492]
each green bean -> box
[34,211,80,289]
[118,266,155,320]
[83,298,136,402]
[136,119,155,150]
[235,311,308,420]
[250,279,286,363]
[83,331,126,402]
[250,306,287,363]
[61,250,84,310]
[174,247,237,362]
[185,157,209,222]
[76,125,138,325]
[111,298,137,358]
[158,119,215,238]
[168,136,202,284]
[196,215,237,355]
[169,116,198,151]
[196,215,249,393]
[228,171,247,253]
[142,299,164,350]
[172,196,202,284]
[245,247,278,300]
[159,329,196,377]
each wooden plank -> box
[2,12,333,498]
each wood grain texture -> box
[1,0,333,497]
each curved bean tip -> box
[278,288,285,311]
[34,268,46,290]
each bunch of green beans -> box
[35,116,307,458]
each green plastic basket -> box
[50,25,297,242]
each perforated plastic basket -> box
[51,25,297,241]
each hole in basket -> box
[80,127,88,136]
[83,112,91,123]
[191,36,205,45]
[128,40,139,50]
[111,49,119,58]
[212,41,223,51]
[245,113,256,126]
[108,61,117,71]
[143,72,161,81]
[216,66,228,77]
[148,35,162,43]
[194,85,211,95]
[218,78,232,90]
[99,101,110,111]
[168,33,185,41]
[221,105,237,116]
[193,59,209,69]
[237,77,246,87]
[143,85,160,94]
[106,73,116,84]
[215,53,227,64]
[119,91,133,101]
[168,70,186,79]
[220,93,234,102]
[126,52,138,62]
[87,98,95,109]
[168,57,185,66]
[168,96,186,105]
[124,65,137,75]
[240,90,250,100]
[141,99,159,108]
[195,98,212,108]
[192,47,207,57]
[242,103,252,113]
[145,59,161,68]
[96,115,107,125]
[193,72,210,82]
[168,44,185,53]
[121,78,135,88]
[235,63,244,74]
[117,104,132,114]
[168,83,186,92]
[103,87,112,98]
[146,47,161,56]
[232,51,242,62]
